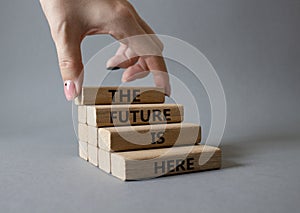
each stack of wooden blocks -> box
[76,87,221,181]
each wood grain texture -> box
[78,141,88,161]
[75,87,165,105]
[88,144,98,166]
[87,104,183,127]
[78,123,88,142]
[111,145,221,181]
[98,123,201,152]
[98,149,111,173]
[78,106,87,124]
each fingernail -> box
[64,80,76,101]
[107,67,120,71]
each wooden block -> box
[78,106,87,124]
[87,104,183,127]
[98,149,111,173]
[98,123,201,152]
[111,145,221,181]
[78,141,88,161]
[75,87,165,105]
[88,125,98,146]
[78,123,88,142]
[88,144,98,166]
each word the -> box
[108,89,141,103]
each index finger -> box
[143,55,171,96]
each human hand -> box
[39,0,171,101]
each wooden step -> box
[86,104,183,127]
[88,123,201,152]
[75,87,165,105]
[110,145,221,181]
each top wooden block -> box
[75,87,165,105]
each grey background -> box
[0,0,299,212]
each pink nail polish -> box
[64,80,76,101]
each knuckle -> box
[114,3,135,20]
[58,59,82,71]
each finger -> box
[122,68,150,82]
[106,44,139,69]
[143,56,171,96]
[122,58,149,82]
[106,43,127,69]
[108,5,170,94]
[53,32,84,101]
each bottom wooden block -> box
[79,141,88,161]
[98,149,111,173]
[88,144,98,166]
[110,145,221,181]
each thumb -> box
[54,34,83,101]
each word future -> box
[110,109,171,123]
